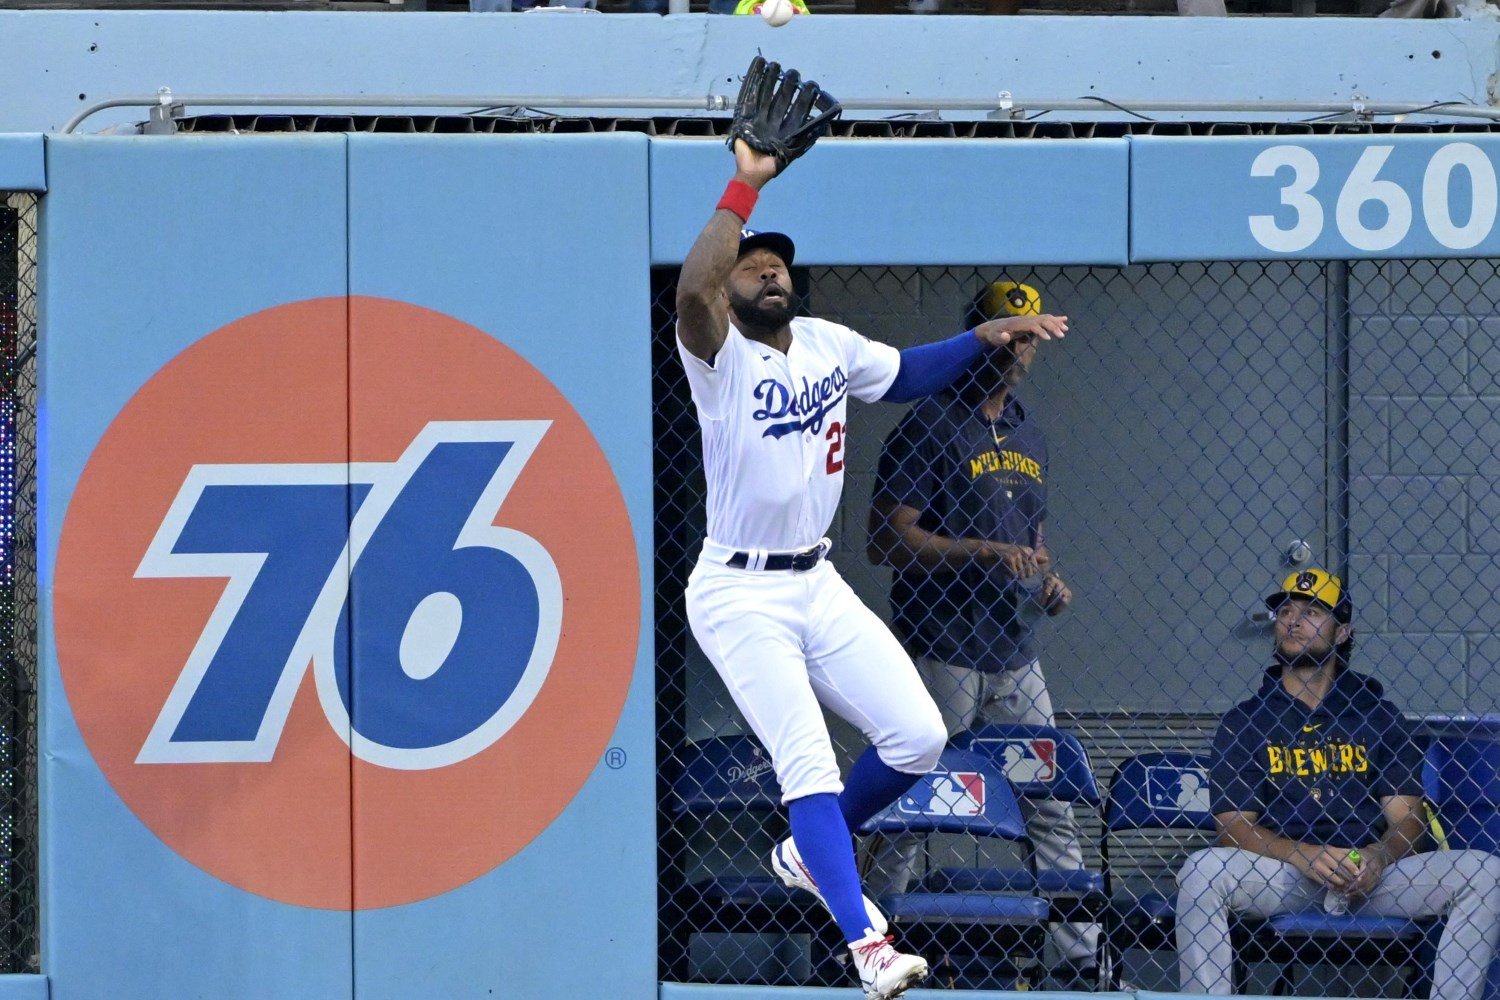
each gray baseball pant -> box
[1176,846,1500,999]
[863,656,1101,967]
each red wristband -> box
[716,179,759,223]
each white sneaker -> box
[849,931,929,999]
[770,837,888,935]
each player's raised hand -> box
[733,139,779,191]
[974,313,1069,348]
[727,55,842,180]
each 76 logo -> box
[134,421,561,771]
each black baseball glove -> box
[727,56,842,175]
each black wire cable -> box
[1076,96,1159,122]
[1296,100,1465,124]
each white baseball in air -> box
[759,0,796,26]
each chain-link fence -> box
[0,194,38,974]
[656,259,1500,996]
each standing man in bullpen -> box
[674,58,1068,1000]
[865,280,1099,990]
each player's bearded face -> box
[729,279,797,331]
[1273,599,1343,669]
[728,251,797,332]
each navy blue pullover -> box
[1209,666,1424,847]
[876,392,1047,674]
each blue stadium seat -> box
[1424,719,1500,854]
[672,733,782,817]
[1423,718,1500,1000]
[859,746,1049,988]
[1254,911,1432,997]
[667,734,843,986]
[1101,751,1217,987]
[1105,751,1216,834]
[959,724,1104,810]
[933,723,1107,973]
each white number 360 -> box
[1249,143,1499,254]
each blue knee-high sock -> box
[787,793,877,944]
[839,746,925,832]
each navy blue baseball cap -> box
[738,228,795,267]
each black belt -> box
[727,544,826,572]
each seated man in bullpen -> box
[866,281,1100,990]
[1177,568,1500,999]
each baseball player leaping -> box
[674,58,1069,1000]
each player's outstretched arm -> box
[974,314,1068,349]
[881,316,1067,404]
[675,141,777,362]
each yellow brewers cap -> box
[981,281,1043,318]
[1265,568,1352,622]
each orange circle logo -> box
[55,297,640,909]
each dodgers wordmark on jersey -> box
[677,316,900,552]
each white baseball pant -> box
[686,548,945,803]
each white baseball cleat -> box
[849,930,929,1000]
[770,836,888,935]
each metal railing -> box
[61,89,1500,134]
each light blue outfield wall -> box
[1133,135,1500,261]
[0,977,45,999]
[343,132,657,1000]
[650,138,1129,265]
[0,136,43,191]
[40,135,357,1000]
[1,11,1499,134]
[37,132,655,1000]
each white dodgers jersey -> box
[677,316,900,552]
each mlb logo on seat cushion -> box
[998,738,1057,783]
[898,771,986,817]
[1146,763,1211,816]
